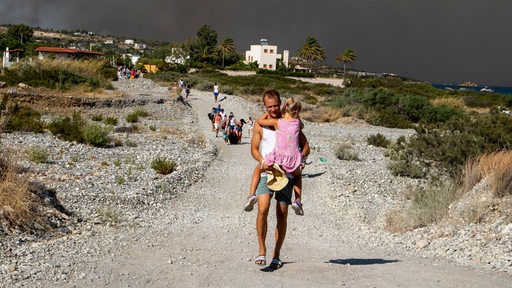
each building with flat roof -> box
[245,39,288,70]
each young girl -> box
[244,97,304,215]
[246,116,254,137]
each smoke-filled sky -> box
[1,0,511,86]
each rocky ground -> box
[0,77,510,287]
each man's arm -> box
[251,122,263,163]
[299,131,310,159]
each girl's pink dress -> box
[264,118,302,173]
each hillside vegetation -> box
[1,59,512,234]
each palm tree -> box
[336,48,357,83]
[218,37,236,67]
[296,36,325,71]
[200,46,213,65]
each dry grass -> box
[0,154,46,232]
[301,106,340,123]
[385,181,459,233]
[160,127,187,138]
[39,58,103,76]
[430,97,466,110]
[186,134,207,147]
[464,151,512,197]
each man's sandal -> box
[255,255,266,265]
[270,258,283,269]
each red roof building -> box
[35,47,102,60]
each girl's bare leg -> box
[244,165,261,212]
[291,168,302,203]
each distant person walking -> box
[247,117,254,137]
[185,81,191,99]
[213,82,219,103]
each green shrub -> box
[46,111,85,143]
[103,116,118,126]
[0,59,114,91]
[312,84,343,96]
[151,157,176,175]
[366,109,412,129]
[388,158,425,178]
[116,176,126,185]
[367,133,391,148]
[149,125,157,131]
[25,146,49,163]
[114,125,139,133]
[4,103,45,133]
[82,123,112,147]
[126,113,139,123]
[422,104,464,123]
[124,139,138,147]
[91,114,104,121]
[133,109,149,117]
[222,85,234,95]
[388,112,512,179]
[125,109,149,123]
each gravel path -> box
[1,78,510,287]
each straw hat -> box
[266,164,289,191]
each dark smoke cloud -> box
[1,0,511,86]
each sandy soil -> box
[221,70,345,87]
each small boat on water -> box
[480,86,494,93]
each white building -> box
[134,43,146,49]
[165,48,189,65]
[245,39,289,70]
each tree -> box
[218,37,235,67]
[336,48,357,83]
[191,25,218,65]
[0,24,34,52]
[295,36,325,70]
[7,24,34,45]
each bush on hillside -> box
[151,157,176,175]
[367,133,391,148]
[82,123,112,147]
[3,103,45,133]
[46,111,85,143]
[392,113,512,178]
[385,180,459,232]
[334,143,360,161]
[0,59,114,91]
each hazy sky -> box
[1,0,511,86]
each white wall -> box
[246,44,279,70]
[245,43,289,70]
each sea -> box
[432,83,512,95]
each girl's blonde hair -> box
[282,97,301,118]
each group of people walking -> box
[208,104,254,144]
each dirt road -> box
[65,90,510,288]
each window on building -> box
[270,49,274,54]
[264,49,268,53]
[269,64,273,69]
[263,64,267,68]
